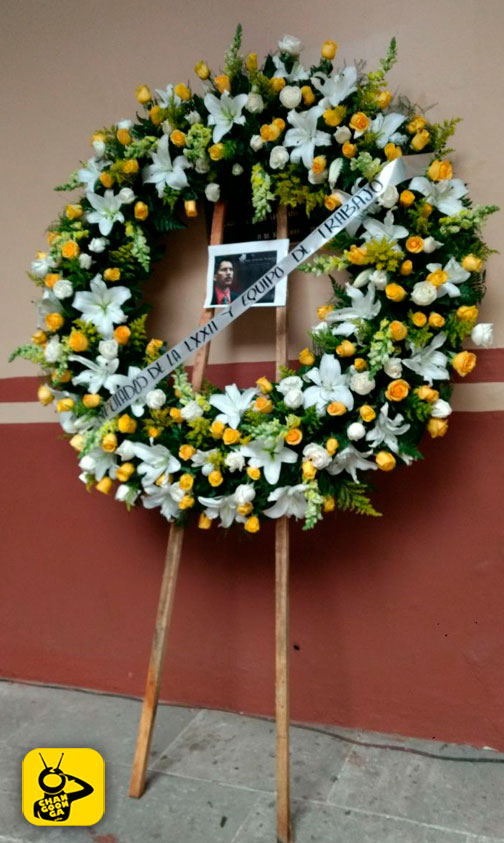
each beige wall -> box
[2,0,503,401]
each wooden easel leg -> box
[275,516,292,842]
[129,524,184,797]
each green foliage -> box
[186,417,212,446]
[336,481,382,517]
[274,167,325,216]
[368,319,394,375]
[128,314,148,353]
[444,312,475,346]
[403,393,433,423]
[303,480,324,530]
[8,343,46,365]
[54,169,82,191]
[185,123,212,163]
[349,152,382,180]
[428,117,461,155]
[251,163,274,222]
[223,24,243,77]
[364,238,404,272]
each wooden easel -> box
[129,201,293,843]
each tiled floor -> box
[1,680,503,842]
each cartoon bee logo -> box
[33,752,94,822]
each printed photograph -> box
[205,239,289,308]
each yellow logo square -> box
[22,748,105,826]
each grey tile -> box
[233,795,468,843]
[152,709,351,801]
[328,746,504,838]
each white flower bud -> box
[377,185,399,209]
[350,371,376,395]
[411,281,438,306]
[278,375,303,395]
[431,399,452,418]
[116,119,133,130]
[384,358,403,379]
[88,237,108,253]
[195,157,210,173]
[78,253,93,270]
[205,182,220,202]
[225,452,245,472]
[302,443,331,469]
[370,270,388,289]
[335,126,352,144]
[250,134,264,151]
[269,146,290,170]
[92,140,106,158]
[52,279,74,299]
[422,236,443,253]
[180,400,203,421]
[118,187,136,204]
[44,336,63,363]
[347,422,366,441]
[234,484,256,506]
[187,110,201,125]
[246,92,265,113]
[98,339,119,360]
[279,85,302,109]
[146,389,166,409]
[232,163,244,176]
[471,323,493,347]
[283,388,304,409]
[278,34,303,56]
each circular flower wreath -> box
[13,28,497,533]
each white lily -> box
[325,284,381,337]
[240,438,298,485]
[69,353,120,394]
[154,83,182,107]
[73,275,131,337]
[365,404,410,453]
[328,158,343,189]
[142,481,185,521]
[79,448,117,481]
[78,157,106,190]
[403,333,450,383]
[142,134,190,197]
[209,384,257,429]
[360,210,409,243]
[134,443,181,487]
[204,91,249,143]
[108,366,146,416]
[191,448,220,477]
[264,484,308,520]
[31,253,56,278]
[327,444,378,482]
[311,66,357,107]
[198,485,255,528]
[426,257,470,298]
[272,55,308,82]
[408,176,468,215]
[303,354,354,415]
[86,189,125,237]
[369,112,406,148]
[284,106,332,169]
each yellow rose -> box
[316,304,334,321]
[134,201,149,221]
[389,321,408,341]
[194,61,210,80]
[65,204,83,220]
[457,305,478,322]
[354,358,367,371]
[114,325,131,345]
[174,82,191,100]
[237,502,254,516]
[411,130,430,151]
[336,340,355,357]
[359,405,376,422]
[385,283,406,302]
[38,384,54,406]
[116,128,132,145]
[61,240,80,259]
[122,159,139,175]
[255,396,273,414]
[101,433,117,453]
[57,398,74,413]
[68,331,89,352]
[52,369,71,383]
[347,244,368,265]
[179,494,195,510]
[210,420,225,438]
[256,377,273,393]
[244,515,260,533]
[149,105,164,125]
[421,202,433,217]
[405,236,424,253]
[426,269,448,287]
[323,495,336,512]
[427,418,449,438]
[385,379,410,401]
[223,428,241,445]
[428,312,446,328]
[399,190,415,207]
[462,254,483,272]
[91,131,106,145]
[376,451,396,471]
[271,77,286,93]
[104,267,121,282]
[148,426,161,438]
[169,408,183,423]
[407,115,427,133]
[323,106,346,126]
[299,348,315,366]
[179,444,196,460]
[184,200,198,218]
[208,470,223,487]
[209,143,224,161]
[302,460,317,480]
[400,260,413,276]
[136,84,152,104]
[321,39,337,60]
[273,118,286,132]
[118,414,137,434]
[415,385,439,403]
[45,313,64,332]
[96,477,114,495]
[146,338,163,356]
[260,123,280,142]
[247,466,261,481]
[116,462,135,482]
[301,85,315,105]
[327,401,347,416]
[452,351,477,377]
[412,312,427,327]
[428,159,453,181]
[83,393,101,408]
[45,273,60,288]
[47,231,59,246]
[170,129,186,147]
[384,142,402,160]
[246,53,257,72]
[342,141,357,158]
[214,74,231,93]
[179,473,194,491]
[375,90,392,109]
[32,329,47,345]
[326,437,339,455]
[198,513,213,529]
[69,434,85,452]
[312,155,326,175]
[349,112,370,133]
[285,428,303,446]
[100,171,114,188]
[324,194,342,211]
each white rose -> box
[246,92,265,113]
[89,237,107,253]
[187,110,201,125]
[146,389,166,409]
[377,185,399,209]
[180,400,203,421]
[284,389,304,409]
[205,182,220,202]
[277,375,303,395]
[44,336,63,363]
[115,484,139,504]
[279,85,302,109]
[225,452,245,472]
[471,323,493,348]
[92,140,106,158]
[384,358,403,379]
[350,371,376,395]
[234,484,256,506]
[302,443,331,469]
[161,119,174,135]
[116,440,137,460]
[52,279,74,299]
[335,126,351,144]
[116,119,133,130]
[278,34,303,56]
[118,187,135,204]
[411,281,438,306]
[78,253,92,270]
[269,146,290,170]
[31,254,54,277]
[232,163,244,176]
[431,399,452,418]
[98,339,119,360]
[79,454,97,473]
[195,157,210,173]
[347,422,366,441]
[250,134,264,151]
[370,270,388,289]
[422,236,443,253]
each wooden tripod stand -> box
[129,201,293,843]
